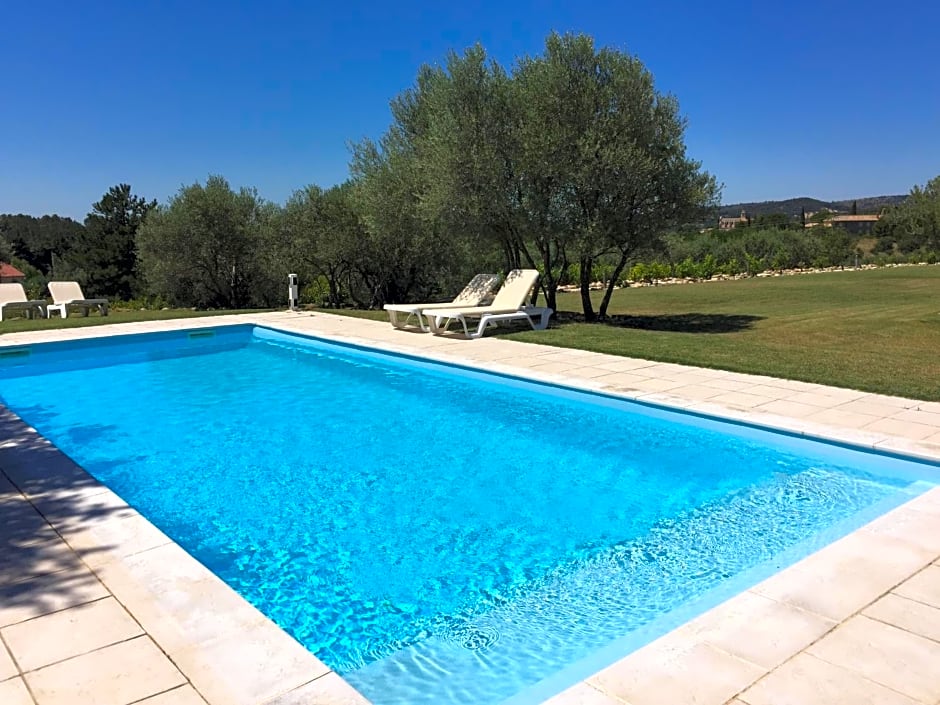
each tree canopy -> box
[351,32,719,318]
[65,184,157,299]
[874,174,940,255]
[0,214,84,275]
[137,176,277,309]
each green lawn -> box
[0,308,270,334]
[327,266,940,400]
[505,266,940,400]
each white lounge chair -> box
[426,269,552,339]
[0,283,47,322]
[383,273,500,331]
[46,281,109,318]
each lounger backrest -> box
[0,283,29,306]
[451,273,500,306]
[48,281,85,304]
[491,269,540,310]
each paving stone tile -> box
[900,486,940,514]
[698,377,761,392]
[540,681,629,705]
[689,591,836,669]
[752,530,934,621]
[589,639,763,705]
[863,593,940,644]
[739,652,919,705]
[806,615,940,703]
[739,384,794,400]
[890,408,940,428]
[922,430,940,446]
[526,361,580,374]
[894,565,940,608]
[594,372,654,388]
[0,500,59,548]
[787,391,866,408]
[565,366,624,379]
[59,512,172,568]
[172,623,330,705]
[0,566,109,628]
[634,391,697,408]
[0,434,103,502]
[630,377,700,392]
[30,488,136,530]
[0,536,85,588]
[706,391,777,409]
[835,399,917,417]
[804,407,883,429]
[753,399,822,418]
[860,504,940,556]
[0,677,34,705]
[874,436,940,460]
[588,359,658,373]
[854,393,918,410]
[0,637,18,680]
[660,383,723,401]
[861,417,939,441]
[25,636,185,705]
[0,472,20,499]
[264,673,372,705]
[2,597,143,672]
[136,685,208,704]
[93,543,267,654]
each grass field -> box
[0,308,268,334]
[324,266,940,400]
[506,266,940,400]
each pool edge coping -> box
[0,310,938,705]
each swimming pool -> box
[0,324,936,704]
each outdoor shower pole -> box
[288,273,299,311]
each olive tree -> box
[137,176,273,308]
[371,32,718,319]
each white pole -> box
[288,274,298,311]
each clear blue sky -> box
[2,0,938,220]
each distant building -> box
[0,263,25,283]
[805,214,880,235]
[719,210,749,230]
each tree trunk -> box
[598,252,631,319]
[579,255,596,321]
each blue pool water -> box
[0,325,936,704]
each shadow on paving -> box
[0,407,124,621]
[551,311,765,334]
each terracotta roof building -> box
[0,263,26,283]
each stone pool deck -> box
[1,310,939,705]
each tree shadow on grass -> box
[552,311,765,334]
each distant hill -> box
[719,195,906,219]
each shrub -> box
[699,253,718,279]
[673,257,698,279]
[303,276,333,306]
[649,262,672,281]
[628,262,651,283]
[743,252,764,275]
[719,258,740,276]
